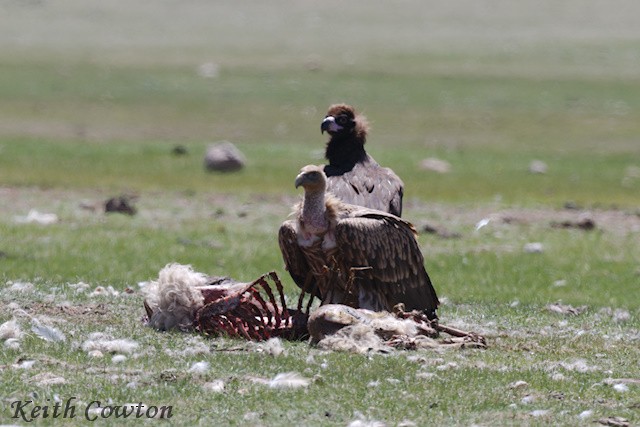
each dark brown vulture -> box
[321,104,404,217]
[278,165,439,320]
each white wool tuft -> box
[0,319,22,340]
[82,335,139,354]
[268,372,311,389]
[318,324,388,354]
[142,263,209,331]
[256,337,286,356]
[112,354,127,363]
[203,380,225,393]
[369,316,419,339]
[188,361,210,374]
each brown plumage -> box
[278,165,438,319]
[321,104,404,217]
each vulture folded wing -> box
[333,211,438,312]
[326,161,404,217]
[278,220,317,295]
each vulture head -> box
[321,104,369,142]
[321,104,370,169]
[294,164,327,193]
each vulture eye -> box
[336,115,349,126]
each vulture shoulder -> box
[325,155,404,217]
[333,208,438,313]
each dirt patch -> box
[26,302,110,319]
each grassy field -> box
[1,1,640,425]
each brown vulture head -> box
[294,164,327,193]
[321,104,369,143]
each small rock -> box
[613,383,629,393]
[597,416,630,427]
[547,303,588,316]
[521,395,536,404]
[529,160,548,174]
[105,195,137,215]
[197,62,220,78]
[204,141,246,172]
[203,380,225,393]
[612,309,631,323]
[578,410,593,420]
[551,216,596,231]
[172,145,188,155]
[188,361,210,375]
[14,210,58,225]
[420,157,451,174]
[421,222,461,239]
[112,354,127,363]
[530,409,550,417]
[523,242,544,253]
[509,380,529,389]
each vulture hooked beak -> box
[294,173,307,189]
[321,116,341,134]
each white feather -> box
[31,321,66,342]
[268,372,310,389]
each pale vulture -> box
[278,165,439,319]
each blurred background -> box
[1,0,639,204]
[0,1,639,294]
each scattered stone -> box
[197,62,220,78]
[552,279,567,287]
[203,380,225,393]
[612,309,631,323]
[578,410,593,420]
[4,338,21,350]
[82,334,139,354]
[30,372,66,386]
[172,145,188,155]
[0,319,22,340]
[420,222,461,239]
[204,141,246,172]
[9,281,35,292]
[529,160,548,174]
[547,303,588,316]
[509,380,529,389]
[597,416,630,427]
[188,361,210,375]
[551,216,596,230]
[530,409,549,417]
[523,242,544,253]
[14,209,58,225]
[563,201,582,210]
[420,157,451,174]
[613,383,629,392]
[521,395,536,404]
[112,354,127,363]
[105,195,137,215]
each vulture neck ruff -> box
[297,192,339,250]
[324,121,368,174]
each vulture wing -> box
[278,219,318,296]
[325,156,404,217]
[333,209,438,314]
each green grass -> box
[1,1,640,425]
